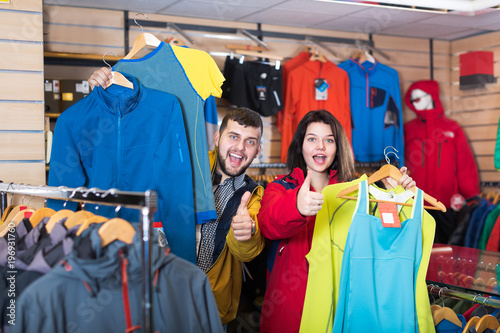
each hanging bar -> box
[0,181,157,332]
[428,284,500,309]
[306,36,339,57]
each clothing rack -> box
[248,163,286,169]
[427,284,500,309]
[0,182,158,332]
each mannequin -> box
[404,80,480,244]
[410,88,433,111]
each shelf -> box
[45,113,60,119]
[44,51,117,67]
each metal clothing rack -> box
[0,182,158,332]
[248,163,286,169]
[428,283,500,309]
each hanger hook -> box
[102,51,119,70]
[26,195,34,207]
[115,205,122,217]
[134,12,148,34]
[384,146,399,164]
[438,287,447,307]
[482,295,491,309]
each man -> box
[89,67,265,326]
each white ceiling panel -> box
[44,0,178,13]
[272,0,368,15]
[348,6,440,21]
[239,8,339,27]
[312,16,406,33]
[437,29,489,40]
[156,1,265,21]
[380,22,472,39]
[418,10,500,29]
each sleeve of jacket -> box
[455,125,480,199]
[226,186,265,262]
[257,181,307,240]
[47,116,84,212]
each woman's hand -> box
[88,67,112,90]
[296,171,324,216]
[397,166,416,190]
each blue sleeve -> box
[154,99,197,264]
[204,95,218,151]
[47,116,84,211]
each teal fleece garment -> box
[48,74,198,263]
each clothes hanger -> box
[98,218,136,248]
[226,43,267,52]
[103,52,134,89]
[233,49,283,61]
[64,210,94,230]
[463,316,480,333]
[309,49,327,63]
[0,208,36,237]
[123,13,161,60]
[76,215,108,236]
[337,148,447,212]
[475,314,499,333]
[45,209,74,233]
[493,192,500,205]
[0,186,15,224]
[431,288,463,328]
[29,207,56,228]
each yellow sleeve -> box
[226,186,265,262]
[170,45,225,99]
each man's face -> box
[214,119,262,181]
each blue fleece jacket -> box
[338,59,405,165]
[48,74,198,263]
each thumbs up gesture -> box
[297,171,324,216]
[231,191,255,242]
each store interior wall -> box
[0,0,45,208]
[37,5,500,190]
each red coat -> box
[404,80,480,208]
[257,167,338,333]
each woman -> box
[257,110,414,333]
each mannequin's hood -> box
[404,80,444,119]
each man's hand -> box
[231,191,254,242]
[296,170,324,216]
[88,67,112,90]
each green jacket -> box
[206,148,265,324]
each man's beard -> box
[217,149,248,178]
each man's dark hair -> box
[219,107,263,141]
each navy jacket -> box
[48,74,198,263]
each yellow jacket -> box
[206,149,265,324]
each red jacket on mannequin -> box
[404,80,480,209]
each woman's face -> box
[302,122,336,175]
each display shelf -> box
[427,243,500,297]
[44,51,118,67]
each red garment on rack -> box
[280,59,351,163]
[276,52,310,134]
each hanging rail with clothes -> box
[0,182,157,333]
[427,284,500,309]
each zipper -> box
[176,133,184,163]
[438,142,441,167]
[365,72,369,108]
[117,111,122,189]
[421,141,425,167]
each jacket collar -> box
[349,58,378,75]
[94,73,141,116]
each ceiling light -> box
[316,0,500,13]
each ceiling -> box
[43,0,500,40]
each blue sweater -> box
[338,59,405,165]
[48,74,198,263]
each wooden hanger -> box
[486,190,497,202]
[64,210,94,230]
[463,316,480,333]
[309,51,327,63]
[29,207,56,228]
[0,208,36,237]
[226,43,267,52]
[102,52,134,89]
[76,215,109,236]
[475,314,499,333]
[0,204,14,224]
[123,32,161,59]
[493,192,500,205]
[432,307,463,328]
[336,164,447,212]
[46,209,74,233]
[98,218,136,248]
[233,49,283,61]
[2,204,35,225]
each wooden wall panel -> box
[0,42,43,71]
[0,133,44,160]
[480,171,500,182]
[0,103,44,131]
[0,0,41,12]
[477,156,496,172]
[448,110,500,127]
[44,25,123,48]
[451,31,500,54]
[0,12,43,42]
[471,141,496,156]
[44,5,123,27]
[0,73,43,101]
[0,163,45,185]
